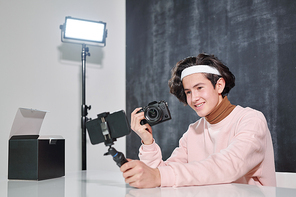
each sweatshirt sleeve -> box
[139,129,190,166]
[158,112,268,187]
[139,132,190,186]
[138,140,164,168]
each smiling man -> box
[121,53,276,188]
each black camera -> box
[137,101,171,126]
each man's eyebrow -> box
[184,83,205,91]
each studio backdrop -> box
[126,0,296,172]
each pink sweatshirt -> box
[139,106,276,187]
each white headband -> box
[181,65,221,80]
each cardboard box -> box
[8,108,65,180]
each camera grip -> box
[140,119,147,125]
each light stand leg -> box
[81,44,90,170]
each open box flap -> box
[9,108,48,139]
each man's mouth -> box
[195,102,204,108]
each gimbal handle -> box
[104,146,128,167]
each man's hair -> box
[168,53,235,105]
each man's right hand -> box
[130,107,153,145]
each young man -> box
[121,53,276,188]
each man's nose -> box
[191,90,200,102]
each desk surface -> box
[1,170,296,197]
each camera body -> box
[137,101,171,126]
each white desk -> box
[1,170,296,197]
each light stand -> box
[60,16,107,170]
[81,44,91,170]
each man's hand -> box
[130,108,153,145]
[120,159,161,189]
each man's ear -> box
[216,77,226,94]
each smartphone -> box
[86,110,131,145]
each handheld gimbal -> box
[98,113,128,167]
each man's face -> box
[182,73,224,117]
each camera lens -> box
[148,108,158,119]
[145,106,162,122]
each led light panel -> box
[61,17,107,46]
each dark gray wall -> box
[126,0,296,172]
